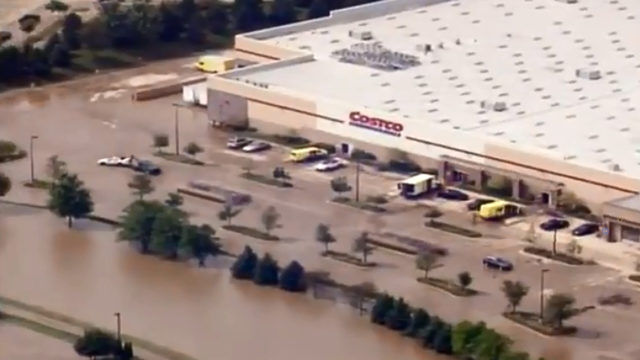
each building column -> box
[512,178,522,200]
[438,160,449,186]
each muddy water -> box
[0,205,439,360]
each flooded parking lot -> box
[0,205,440,360]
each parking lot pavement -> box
[3,67,640,360]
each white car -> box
[97,156,134,167]
[315,158,346,172]
[242,141,271,153]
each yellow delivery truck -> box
[478,200,521,220]
[195,55,235,74]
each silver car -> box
[242,141,271,153]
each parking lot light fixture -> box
[540,268,550,322]
[172,102,189,156]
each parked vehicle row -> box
[226,137,272,153]
[97,155,161,175]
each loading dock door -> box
[621,225,640,242]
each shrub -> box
[433,325,453,354]
[384,297,411,331]
[0,140,18,155]
[184,142,203,156]
[73,329,119,358]
[253,253,279,286]
[370,293,394,324]
[403,308,430,337]
[366,194,388,204]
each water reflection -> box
[0,205,442,360]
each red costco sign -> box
[348,111,404,137]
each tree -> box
[48,173,93,228]
[185,14,206,44]
[121,342,134,360]
[418,316,444,348]
[308,0,329,19]
[118,200,166,253]
[62,12,82,49]
[153,133,169,152]
[184,141,203,157]
[544,293,578,329]
[351,231,373,264]
[165,192,183,208]
[452,321,487,356]
[0,46,23,81]
[206,2,229,34]
[261,206,280,235]
[501,280,529,313]
[384,297,412,331]
[44,32,61,55]
[370,293,394,324]
[279,260,307,292]
[218,199,242,225]
[179,0,198,20]
[315,223,336,253]
[499,351,531,360]
[433,325,453,354]
[49,44,71,67]
[150,207,185,258]
[566,239,582,255]
[45,0,70,14]
[157,2,183,41]
[19,14,41,34]
[330,176,351,197]
[254,252,279,286]
[348,281,377,315]
[403,308,430,337]
[272,166,289,180]
[231,246,258,279]
[269,0,296,25]
[233,0,266,31]
[128,174,154,200]
[471,328,512,360]
[180,224,219,266]
[458,271,473,290]
[73,328,119,358]
[0,172,11,197]
[415,252,440,279]
[46,155,67,180]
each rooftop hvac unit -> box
[555,0,577,3]
[480,100,507,112]
[608,163,621,172]
[348,30,373,41]
[576,68,601,80]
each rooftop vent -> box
[608,163,621,172]
[480,100,507,112]
[415,43,433,54]
[348,30,373,41]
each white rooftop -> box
[237,0,640,178]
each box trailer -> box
[397,174,435,198]
[182,82,208,106]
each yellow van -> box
[478,200,521,220]
[195,55,235,74]
[288,147,329,162]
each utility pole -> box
[114,312,122,344]
[174,106,180,155]
[29,135,38,183]
[540,268,549,322]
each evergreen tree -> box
[403,308,430,337]
[269,0,296,25]
[370,293,394,325]
[433,325,453,354]
[384,297,412,331]
[62,12,82,49]
[254,252,279,286]
[231,246,258,279]
[44,32,61,55]
[50,43,71,67]
[279,260,307,292]
[418,317,443,348]
[48,172,93,227]
[307,0,329,19]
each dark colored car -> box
[437,189,470,201]
[539,218,570,231]
[134,160,161,175]
[571,223,599,237]
[482,256,513,271]
[467,198,494,211]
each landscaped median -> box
[0,140,27,163]
[417,277,478,297]
[424,219,482,238]
[154,151,205,166]
[222,224,279,241]
[322,250,376,268]
[23,179,52,190]
[503,311,577,336]
[332,196,387,213]
[240,172,293,188]
[522,246,595,265]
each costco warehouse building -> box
[204,0,640,242]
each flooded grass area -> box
[0,321,81,360]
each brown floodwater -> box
[0,205,441,360]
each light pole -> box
[29,135,38,183]
[172,102,189,156]
[540,268,549,322]
[114,312,122,344]
[355,159,361,202]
